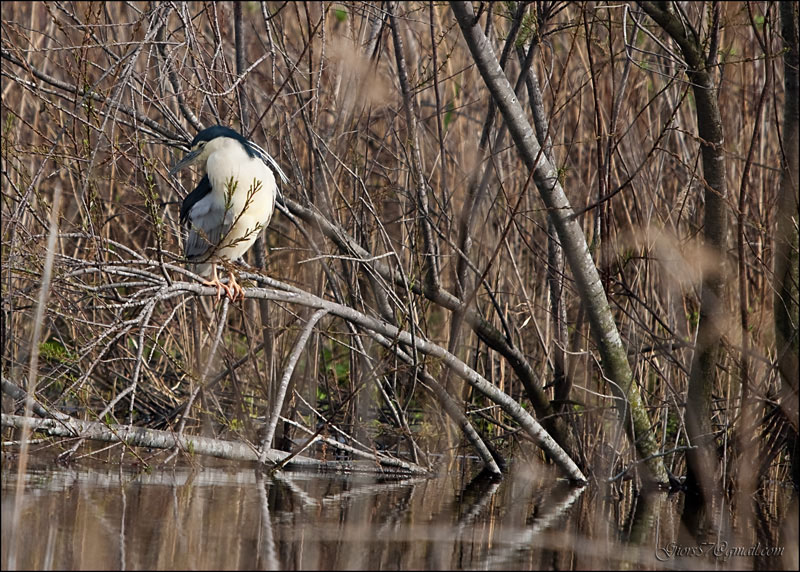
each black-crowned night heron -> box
[170,125,288,301]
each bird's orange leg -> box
[226,270,245,302]
[202,264,233,302]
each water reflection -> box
[1,457,796,570]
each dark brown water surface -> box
[2,455,797,570]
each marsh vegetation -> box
[1,3,798,566]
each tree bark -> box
[638,1,729,500]
[450,1,669,485]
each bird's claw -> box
[226,272,245,302]
[202,278,229,302]
[200,264,246,303]
[201,277,245,303]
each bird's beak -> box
[169,148,202,176]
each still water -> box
[2,455,797,570]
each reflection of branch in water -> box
[454,471,502,529]
[270,471,320,509]
[480,483,585,569]
[628,491,664,551]
[318,476,428,508]
[255,470,279,571]
[269,471,429,544]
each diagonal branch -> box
[450,0,668,485]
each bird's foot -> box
[202,278,233,302]
[227,272,245,302]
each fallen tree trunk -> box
[1,413,428,476]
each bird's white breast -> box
[206,142,275,217]
[199,140,277,262]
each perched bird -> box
[170,125,288,301]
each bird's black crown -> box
[190,125,258,159]
[184,124,288,184]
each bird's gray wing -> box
[184,196,231,262]
[180,174,212,225]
